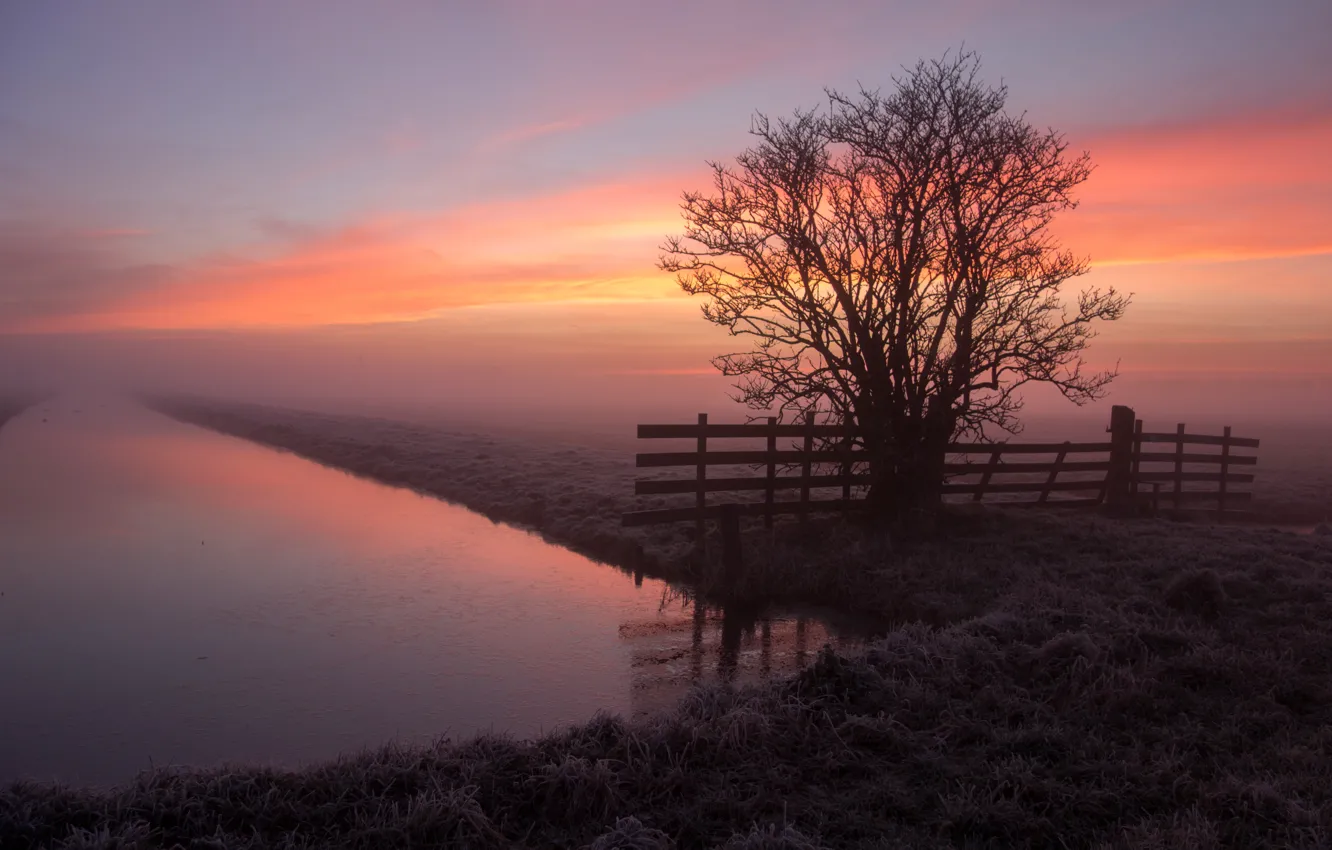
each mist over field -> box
[4,315,1329,448]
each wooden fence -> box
[1129,417,1260,519]
[621,406,1260,533]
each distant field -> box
[1235,424,1332,525]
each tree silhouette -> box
[661,52,1129,519]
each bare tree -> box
[661,52,1129,519]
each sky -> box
[2,0,1330,427]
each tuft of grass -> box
[716,823,828,850]
[588,816,675,850]
[1163,569,1227,621]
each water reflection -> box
[0,397,874,788]
[619,601,852,718]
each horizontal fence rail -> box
[939,480,1107,495]
[1136,431,1260,449]
[1134,451,1257,465]
[943,459,1111,474]
[1132,471,1254,484]
[635,441,1113,468]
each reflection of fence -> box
[622,406,1260,534]
[1130,419,1260,519]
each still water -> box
[0,398,871,788]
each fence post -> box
[1218,425,1231,520]
[798,411,815,522]
[1105,404,1137,514]
[764,416,777,528]
[1131,419,1143,499]
[1173,422,1185,514]
[695,413,707,544]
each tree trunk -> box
[863,414,951,525]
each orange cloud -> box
[1060,108,1332,265]
[11,174,700,333]
[9,104,1330,340]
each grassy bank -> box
[6,513,1332,847]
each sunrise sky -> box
[2,0,1330,424]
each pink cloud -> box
[490,118,587,147]
[5,171,703,333]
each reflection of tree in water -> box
[618,599,855,719]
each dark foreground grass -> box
[6,509,1332,848]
